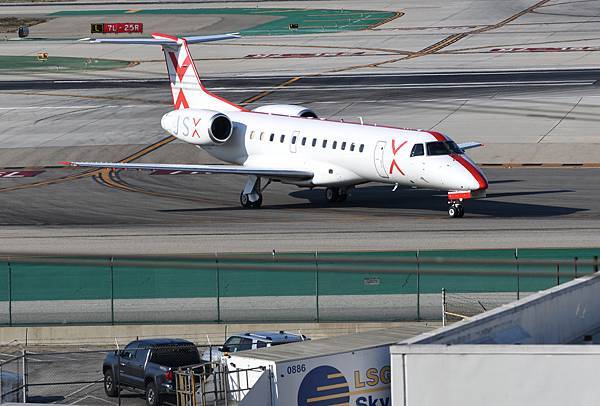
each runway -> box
[1,164,600,254]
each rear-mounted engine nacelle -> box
[253,104,317,118]
[161,109,233,145]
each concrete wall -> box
[391,345,600,406]
[404,272,600,345]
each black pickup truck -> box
[103,338,202,406]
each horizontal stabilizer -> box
[83,32,240,45]
[458,142,484,150]
[61,161,313,180]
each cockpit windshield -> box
[426,141,463,156]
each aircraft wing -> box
[62,161,313,179]
[458,142,483,150]
[83,33,240,45]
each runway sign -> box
[91,23,143,34]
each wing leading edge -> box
[62,162,313,180]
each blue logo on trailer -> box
[298,365,350,406]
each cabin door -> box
[374,141,388,178]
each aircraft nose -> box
[453,155,488,190]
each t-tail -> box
[88,32,243,112]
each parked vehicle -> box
[201,331,309,363]
[103,338,202,406]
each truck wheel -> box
[145,382,161,406]
[103,370,118,397]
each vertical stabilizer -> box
[154,33,244,112]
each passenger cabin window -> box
[332,141,337,149]
[269,134,275,142]
[359,144,364,152]
[426,141,462,156]
[280,134,285,143]
[312,139,317,147]
[322,140,327,148]
[302,137,307,146]
[350,143,355,152]
[341,142,347,150]
[249,131,255,140]
[410,143,424,157]
[257,341,267,348]
[292,136,297,144]
[259,132,264,141]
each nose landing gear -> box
[448,201,464,218]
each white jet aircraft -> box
[64,33,487,218]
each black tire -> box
[457,205,465,218]
[145,382,161,406]
[240,192,250,207]
[103,370,118,397]
[326,187,339,203]
[250,193,263,208]
[448,206,457,218]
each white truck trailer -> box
[224,325,433,405]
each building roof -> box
[229,323,436,363]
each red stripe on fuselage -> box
[426,131,447,141]
[452,154,488,190]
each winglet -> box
[60,161,74,166]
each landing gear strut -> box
[325,187,349,203]
[240,175,263,209]
[448,201,465,218]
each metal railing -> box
[175,362,268,406]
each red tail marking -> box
[193,117,201,126]
[174,89,189,109]
[168,52,191,82]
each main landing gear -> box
[240,175,264,209]
[325,187,349,203]
[448,201,465,218]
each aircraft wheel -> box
[250,193,263,209]
[325,187,340,203]
[448,204,464,218]
[240,192,262,209]
[240,192,251,208]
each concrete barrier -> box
[0,321,436,346]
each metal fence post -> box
[515,248,520,300]
[441,288,446,326]
[556,264,560,286]
[215,253,221,323]
[110,257,115,325]
[416,250,420,321]
[314,251,319,323]
[574,257,578,279]
[22,350,27,402]
[594,256,599,273]
[6,258,12,327]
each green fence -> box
[0,248,598,325]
